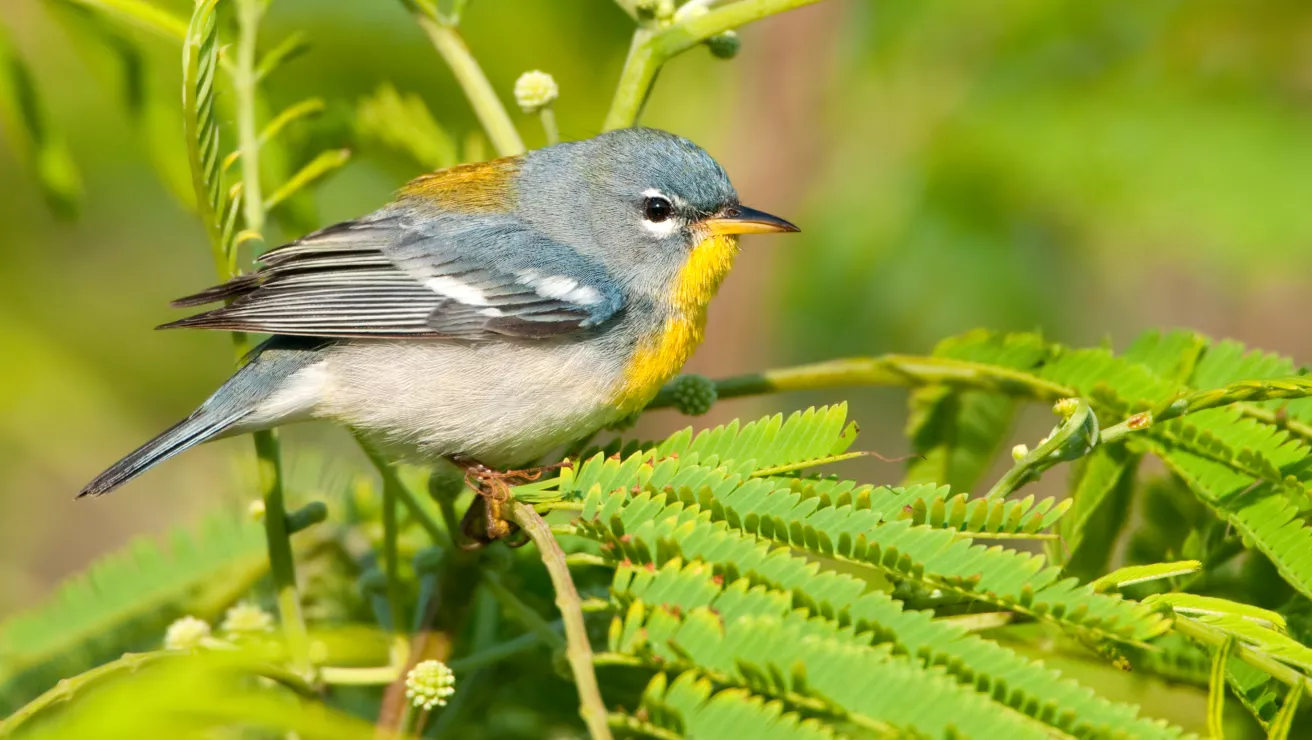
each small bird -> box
[79,127,798,539]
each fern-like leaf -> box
[0,511,265,713]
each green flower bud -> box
[669,374,717,416]
[513,70,558,114]
[1011,444,1029,462]
[405,659,456,710]
[221,602,275,636]
[705,30,741,60]
[164,615,211,650]
[1053,398,1079,418]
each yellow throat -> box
[614,234,739,413]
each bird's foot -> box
[449,457,570,549]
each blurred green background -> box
[2,0,1311,714]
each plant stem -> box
[539,107,560,146]
[356,432,451,547]
[353,433,407,635]
[413,14,524,157]
[234,0,265,235]
[227,0,309,674]
[1173,615,1312,696]
[253,429,308,672]
[647,355,1077,409]
[481,572,566,650]
[603,0,826,130]
[447,630,547,672]
[381,462,405,634]
[511,503,613,740]
[0,652,318,737]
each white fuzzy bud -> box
[514,71,558,114]
[220,602,275,636]
[405,659,456,710]
[1011,444,1029,461]
[164,615,212,651]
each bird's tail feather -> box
[77,408,246,498]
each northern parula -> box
[79,127,797,537]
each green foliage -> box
[0,511,265,714]
[9,0,1312,737]
[0,26,81,217]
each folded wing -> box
[161,213,624,339]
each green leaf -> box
[54,0,188,41]
[608,558,1185,738]
[1058,444,1139,575]
[0,27,82,218]
[355,83,458,171]
[614,604,1049,739]
[1090,561,1202,592]
[1210,635,1237,740]
[263,148,351,212]
[1267,679,1303,740]
[1145,594,1286,631]
[0,510,266,713]
[633,672,846,740]
[181,0,224,245]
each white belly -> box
[305,338,627,467]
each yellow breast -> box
[612,234,739,413]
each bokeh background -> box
[2,0,1311,728]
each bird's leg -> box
[447,457,570,549]
[449,456,514,549]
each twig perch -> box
[511,503,612,740]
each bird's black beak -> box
[702,204,800,236]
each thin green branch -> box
[252,429,308,672]
[511,502,612,740]
[231,0,308,674]
[647,355,1076,410]
[538,107,560,146]
[985,399,1097,499]
[0,651,317,737]
[412,13,524,157]
[234,0,265,235]
[355,432,451,547]
[61,0,188,41]
[603,0,826,130]
[481,572,566,651]
[448,630,547,672]
[1173,616,1312,698]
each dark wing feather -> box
[160,213,623,339]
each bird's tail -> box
[78,336,328,498]
[77,407,247,498]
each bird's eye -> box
[643,196,673,223]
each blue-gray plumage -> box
[80,128,798,511]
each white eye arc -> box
[640,188,679,237]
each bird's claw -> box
[450,457,566,548]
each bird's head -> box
[516,127,798,303]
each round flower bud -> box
[164,615,212,651]
[1011,444,1029,462]
[405,659,456,710]
[221,602,275,636]
[513,71,558,114]
[669,374,717,416]
[248,499,266,520]
[705,30,741,60]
